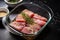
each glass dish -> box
[2,2,54,40]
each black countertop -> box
[0,0,60,40]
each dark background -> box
[0,0,60,40]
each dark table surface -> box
[0,0,60,40]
